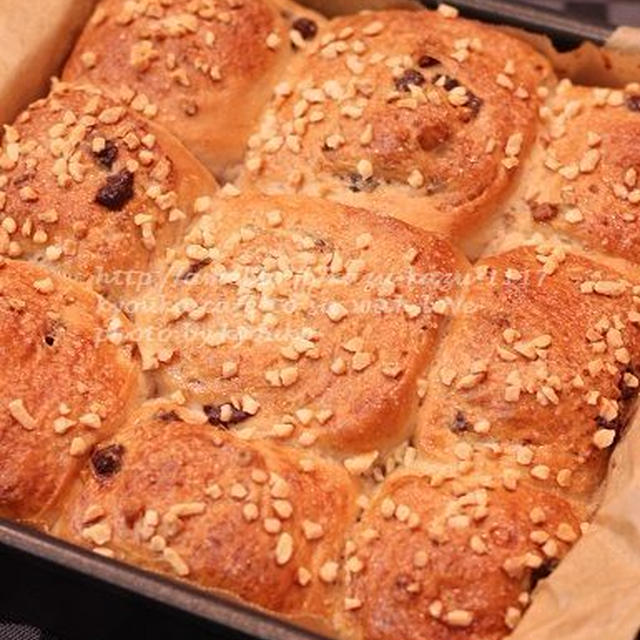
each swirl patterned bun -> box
[338,471,582,640]
[241,9,552,252]
[62,0,325,174]
[0,82,216,299]
[56,403,357,631]
[501,80,640,263]
[0,258,142,524]
[415,245,640,500]
[135,192,466,456]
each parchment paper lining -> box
[1,1,639,638]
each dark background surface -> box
[526,0,639,26]
[1,1,638,639]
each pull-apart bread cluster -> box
[2,1,640,639]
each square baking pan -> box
[0,1,622,639]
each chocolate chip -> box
[530,559,558,590]
[418,55,439,68]
[465,92,483,117]
[432,74,459,91]
[154,410,181,422]
[530,202,559,222]
[450,410,471,433]
[395,69,426,92]
[180,258,211,281]
[93,139,118,170]
[292,17,317,40]
[347,173,379,193]
[91,444,125,478]
[95,170,134,211]
[626,94,640,112]
[203,403,251,427]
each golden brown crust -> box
[0,258,142,524]
[339,472,582,640]
[240,9,552,247]
[135,191,467,456]
[56,402,358,623]
[2,5,635,639]
[0,82,217,300]
[62,0,325,174]
[512,81,640,263]
[415,246,640,500]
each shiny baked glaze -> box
[56,403,357,629]
[2,4,637,639]
[136,192,467,456]
[0,258,141,523]
[241,9,552,248]
[63,0,324,174]
[517,81,640,262]
[340,473,581,640]
[0,82,217,299]
[416,246,640,500]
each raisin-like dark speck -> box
[394,573,412,590]
[466,92,483,117]
[418,55,439,68]
[348,173,379,193]
[450,410,471,433]
[180,258,212,281]
[292,17,318,40]
[154,410,181,422]
[626,94,640,112]
[530,559,558,591]
[530,202,559,222]
[93,139,118,170]
[432,74,459,91]
[595,415,623,437]
[395,69,426,92]
[91,444,125,477]
[95,170,134,211]
[314,237,331,251]
[204,403,251,427]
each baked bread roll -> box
[240,8,552,253]
[62,0,325,175]
[0,81,216,300]
[135,191,466,456]
[56,402,357,630]
[496,80,640,263]
[0,257,142,524]
[415,245,640,500]
[338,471,582,640]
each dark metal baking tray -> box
[0,2,621,640]
[0,520,329,640]
[420,0,614,50]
